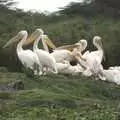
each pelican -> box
[16,30,42,75]
[83,36,104,64]
[97,64,120,85]
[46,61,84,75]
[61,63,84,75]
[76,36,104,76]
[33,29,58,74]
[101,69,120,85]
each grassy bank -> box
[0,70,120,120]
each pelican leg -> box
[38,65,43,76]
[38,71,43,76]
[34,70,37,75]
[42,67,47,75]
[33,63,41,76]
[53,66,58,74]
[98,74,106,81]
[38,66,43,76]
[82,69,92,77]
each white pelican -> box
[33,30,58,74]
[61,63,84,75]
[46,61,84,75]
[16,30,42,75]
[76,36,104,76]
[97,65,120,85]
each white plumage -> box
[33,32,58,74]
[77,36,104,76]
[98,68,120,85]
[46,61,84,75]
[109,66,120,71]
[88,36,104,64]
[16,30,42,75]
[63,63,84,75]
[51,49,73,63]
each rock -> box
[9,80,24,90]
[0,80,24,92]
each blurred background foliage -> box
[0,0,120,71]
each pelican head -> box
[36,29,44,35]
[3,30,28,48]
[79,39,87,49]
[24,28,44,45]
[77,39,87,52]
[18,30,28,36]
[93,36,102,48]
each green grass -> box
[0,70,120,120]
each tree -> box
[59,0,120,17]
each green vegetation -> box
[0,70,120,120]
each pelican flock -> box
[3,28,120,85]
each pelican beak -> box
[3,33,23,48]
[44,36,56,49]
[55,44,80,51]
[24,30,41,45]
[99,39,105,61]
[101,41,106,61]
[102,47,105,61]
[98,38,103,49]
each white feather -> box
[51,49,73,63]
[99,69,120,85]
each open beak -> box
[44,36,56,49]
